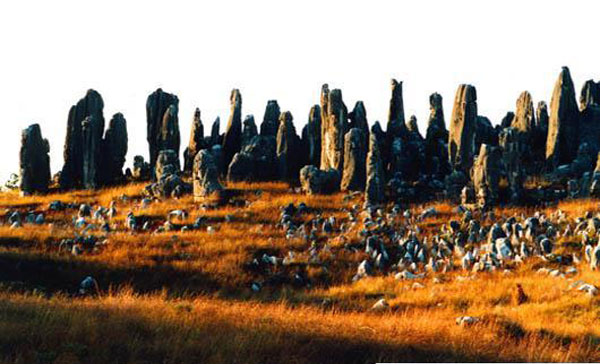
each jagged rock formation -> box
[579,80,600,159]
[183,108,204,173]
[227,136,277,182]
[146,88,179,167]
[299,165,340,195]
[158,104,181,167]
[580,80,600,110]
[499,127,526,201]
[471,144,501,208]
[222,89,243,172]
[425,93,450,176]
[260,100,280,137]
[81,116,103,189]
[365,134,385,205]
[132,155,151,180]
[194,149,223,198]
[301,105,321,167]
[276,111,301,180]
[241,115,258,149]
[210,117,221,146]
[533,101,549,169]
[386,79,407,142]
[341,128,367,191]
[474,116,498,153]
[320,85,347,173]
[501,112,515,128]
[60,89,105,189]
[146,149,189,198]
[101,113,128,185]
[19,124,50,194]
[546,67,580,169]
[349,101,370,137]
[155,150,180,181]
[448,84,477,172]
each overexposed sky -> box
[0,0,598,183]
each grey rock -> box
[341,128,367,191]
[19,124,50,194]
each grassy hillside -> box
[0,182,599,363]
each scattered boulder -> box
[299,165,340,195]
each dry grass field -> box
[0,182,599,363]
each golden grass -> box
[1,182,600,362]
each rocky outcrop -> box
[448,84,477,172]
[60,89,105,189]
[101,113,128,185]
[386,79,407,141]
[299,165,340,195]
[158,104,181,166]
[132,155,151,181]
[260,100,280,137]
[19,124,51,194]
[475,116,498,152]
[579,80,600,159]
[501,112,514,128]
[276,111,301,180]
[301,105,321,167]
[222,89,243,172]
[194,149,223,199]
[241,115,258,149]
[146,88,179,167]
[425,93,450,176]
[365,133,385,205]
[499,127,526,202]
[184,108,205,173]
[145,149,189,198]
[580,80,600,110]
[341,128,367,191]
[471,144,501,208]
[349,101,369,137]
[227,136,277,182]
[533,101,549,170]
[512,91,536,134]
[320,84,347,173]
[81,115,103,189]
[155,150,180,181]
[546,67,580,169]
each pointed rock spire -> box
[448,84,477,172]
[222,89,243,172]
[20,124,50,194]
[546,67,580,168]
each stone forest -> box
[8,66,600,363]
[18,67,600,207]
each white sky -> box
[1,0,598,183]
